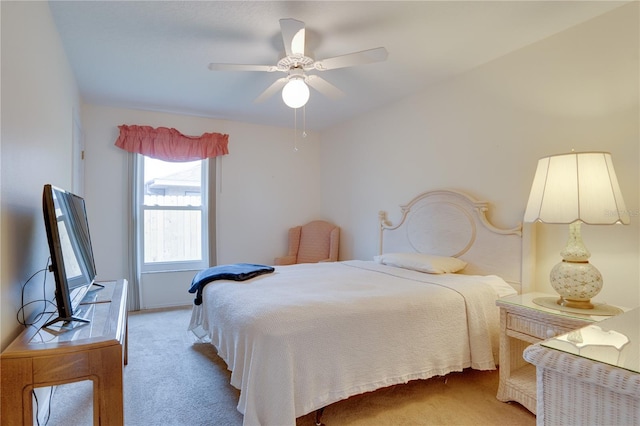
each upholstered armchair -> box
[274,220,340,265]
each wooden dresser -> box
[1,279,128,426]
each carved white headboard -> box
[379,190,524,293]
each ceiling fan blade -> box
[254,78,288,103]
[280,18,305,57]
[208,63,278,72]
[305,75,344,100]
[313,47,388,71]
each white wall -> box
[0,2,81,350]
[321,3,639,308]
[81,105,321,304]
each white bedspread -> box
[189,260,513,426]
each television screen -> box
[42,184,97,327]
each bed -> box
[189,189,523,426]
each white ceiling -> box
[48,1,627,131]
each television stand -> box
[1,279,128,425]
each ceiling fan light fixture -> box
[282,78,309,109]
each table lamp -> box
[524,151,629,311]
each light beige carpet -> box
[45,306,535,426]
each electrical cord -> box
[17,257,56,328]
[32,386,53,426]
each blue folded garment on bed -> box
[189,263,275,305]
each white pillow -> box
[374,252,467,274]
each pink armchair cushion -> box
[274,220,340,265]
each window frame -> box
[135,154,209,273]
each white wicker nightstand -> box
[495,292,614,414]
[523,307,639,425]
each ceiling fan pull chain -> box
[294,108,299,152]
[302,106,307,139]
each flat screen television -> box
[42,184,98,327]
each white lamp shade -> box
[282,79,309,109]
[524,152,629,225]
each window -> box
[136,155,209,272]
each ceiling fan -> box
[208,18,388,108]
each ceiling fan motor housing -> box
[277,55,315,72]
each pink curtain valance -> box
[115,125,229,161]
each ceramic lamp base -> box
[550,260,603,310]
